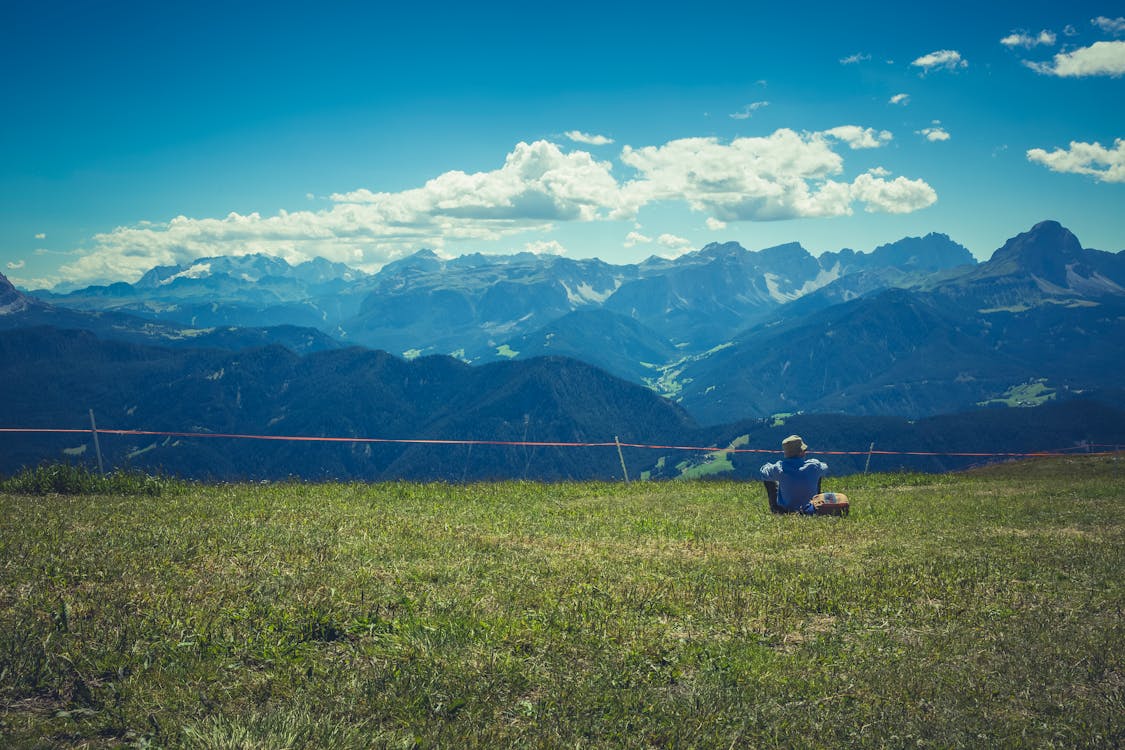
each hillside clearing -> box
[1,456,1122,748]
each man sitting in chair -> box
[759,435,848,515]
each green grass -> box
[673,436,748,480]
[1,457,1122,748]
[978,378,1057,408]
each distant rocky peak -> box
[697,241,749,259]
[203,253,292,281]
[379,248,445,276]
[990,220,1082,265]
[135,263,186,288]
[755,242,813,264]
[0,272,31,314]
[868,232,975,270]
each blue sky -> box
[2,0,1123,290]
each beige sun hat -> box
[782,434,808,458]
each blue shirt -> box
[759,456,828,512]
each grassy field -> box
[1,457,1122,748]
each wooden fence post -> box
[89,409,105,476]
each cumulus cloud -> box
[820,126,893,149]
[1000,30,1056,48]
[624,231,652,247]
[1092,16,1125,34]
[1027,139,1125,183]
[840,53,871,65]
[564,130,614,146]
[850,173,938,214]
[1025,41,1125,77]
[34,233,46,240]
[330,140,623,221]
[911,49,968,72]
[729,101,769,120]
[619,128,932,222]
[889,93,910,105]
[705,217,727,231]
[918,124,951,142]
[6,260,26,270]
[657,233,693,250]
[524,239,568,255]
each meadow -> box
[1,457,1121,748]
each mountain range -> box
[22,220,1121,421]
[2,219,1123,479]
[675,222,1125,422]
[30,230,977,359]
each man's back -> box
[760,456,828,512]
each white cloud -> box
[624,231,652,247]
[820,126,893,149]
[1092,16,1125,35]
[911,49,968,72]
[840,53,871,65]
[34,232,46,239]
[705,217,727,231]
[1025,40,1125,77]
[654,234,695,259]
[1064,24,1079,37]
[889,93,910,105]
[1000,30,1056,48]
[524,239,568,255]
[657,233,693,249]
[1027,139,1125,183]
[619,128,932,221]
[918,124,951,142]
[850,173,938,214]
[6,260,26,270]
[729,101,769,120]
[330,140,623,221]
[866,166,891,177]
[305,192,315,200]
[564,130,614,146]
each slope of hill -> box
[0,326,695,480]
[486,309,680,384]
[1,325,1119,482]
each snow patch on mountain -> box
[561,280,621,306]
[796,263,845,297]
[161,263,212,285]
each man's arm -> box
[763,480,781,513]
